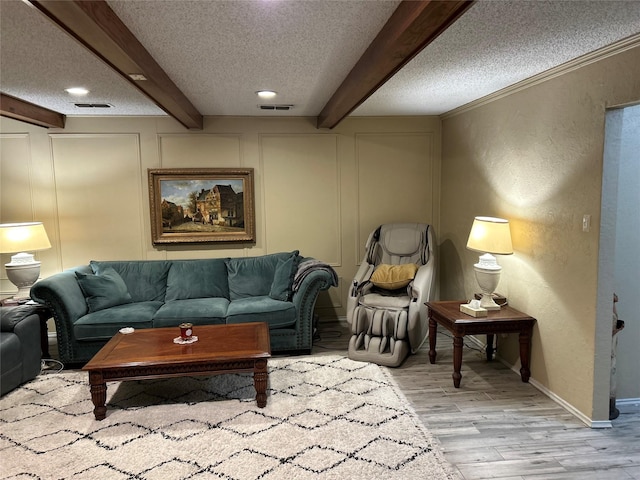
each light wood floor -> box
[312,319,640,480]
[48,321,639,479]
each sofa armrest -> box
[1,306,42,385]
[29,266,91,358]
[290,259,337,347]
[1,305,40,332]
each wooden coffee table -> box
[82,322,271,420]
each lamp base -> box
[474,292,508,307]
[8,286,33,301]
[5,259,41,301]
[476,293,502,310]
[473,256,503,311]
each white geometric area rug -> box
[0,355,458,480]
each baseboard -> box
[494,352,612,429]
[590,420,614,429]
[527,376,612,428]
[616,397,640,406]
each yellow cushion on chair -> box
[370,263,419,290]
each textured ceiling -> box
[356,0,640,115]
[1,0,640,122]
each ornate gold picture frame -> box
[148,168,255,245]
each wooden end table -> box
[426,301,536,388]
[82,322,271,420]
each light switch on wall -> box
[583,214,591,232]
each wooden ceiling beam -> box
[27,0,203,130]
[1,93,66,129]
[317,0,475,129]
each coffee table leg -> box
[453,336,463,388]
[253,359,268,408]
[88,371,108,420]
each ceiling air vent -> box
[74,103,112,108]
[258,104,293,111]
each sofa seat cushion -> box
[153,298,229,327]
[73,301,161,341]
[226,296,296,329]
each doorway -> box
[596,103,640,423]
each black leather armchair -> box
[1,305,42,396]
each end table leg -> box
[428,316,437,364]
[486,334,495,361]
[519,330,532,382]
[39,316,50,359]
[88,371,107,420]
[254,359,268,408]
[453,336,463,388]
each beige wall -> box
[0,115,441,322]
[440,45,640,423]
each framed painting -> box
[148,168,255,245]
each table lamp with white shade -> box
[466,216,513,310]
[0,222,51,300]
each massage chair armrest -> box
[350,262,374,296]
[410,261,435,301]
[405,261,435,352]
[346,262,375,326]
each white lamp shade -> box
[0,222,51,254]
[466,216,513,255]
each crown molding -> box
[442,33,640,120]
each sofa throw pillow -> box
[76,267,132,313]
[226,251,299,300]
[269,254,300,301]
[370,263,419,290]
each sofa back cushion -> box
[90,260,171,302]
[226,251,298,301]
[165,259,229,301]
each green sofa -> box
[30,251,337,365]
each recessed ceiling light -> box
[65,87,89,95]
[256,90,277,99]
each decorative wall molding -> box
[354,132,433,264]
[259,133,341,266]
